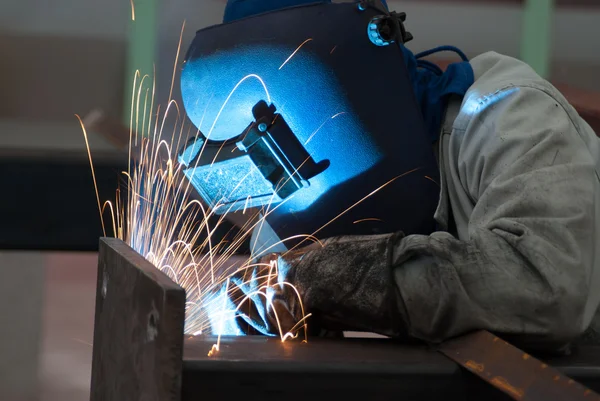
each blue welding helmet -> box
[179,1,440,250]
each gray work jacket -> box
[395,51,600,346]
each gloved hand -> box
[225,244,318,338]
[232,232,409,339]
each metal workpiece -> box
[90,238,600,401]
[91,238,186,401]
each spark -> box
[279,38,313,70]
[71,338,93,347]
[205,74,271,141]
[77,114,106,237]
[101,201,117,238]
[424,175,440,187]
[304,112,347,145]
[128,70,140,164]
[135,74,151,145]
[330,45,338,55]
[207,344,219,357]
[353,218,383,224]
[169,21,186,103]
[130,0,135,20]
[141,88,150,140]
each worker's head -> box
[178,0,470,248]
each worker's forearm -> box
[295,224,588,347]
[393,229,588,348]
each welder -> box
[179,0,600,350]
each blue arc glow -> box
[203,283,245,337]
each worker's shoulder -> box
[451,51,580,129]
[451,51,600,173]
[470,51,543,89]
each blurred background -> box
[0,0,598,400]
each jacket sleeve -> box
[392,86,598,347]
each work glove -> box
[231,232,409,339]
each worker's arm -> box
[391,86,597,347]
[268,86,598,348]
[240,86,598,347]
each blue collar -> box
[400,45,474,143]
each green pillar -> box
[520,0,555,79]
[123,0,158,125]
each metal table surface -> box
[183,336,464,401]
[182,336,600,401]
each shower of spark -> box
[80,33,421,355]
[80,33,321,350]
[80,67,315,350]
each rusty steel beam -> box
[439,330,600,401]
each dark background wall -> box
[1,0,599,250]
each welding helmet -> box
[179,0,440,251]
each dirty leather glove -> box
[235,232,409,338]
